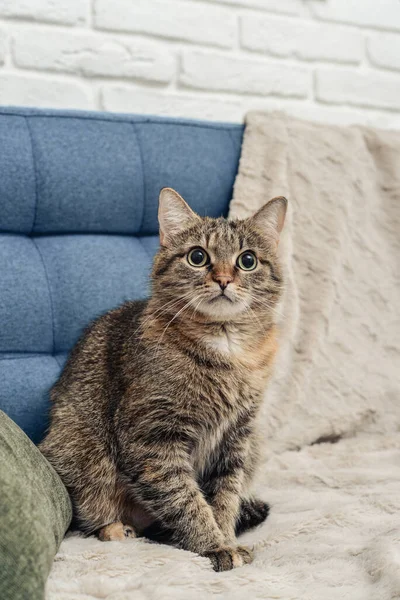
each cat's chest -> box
[181,326,277,476]
[204,328,275,394]
[204,329,245,357]
[191,424,227,476]
[189,374,255,476]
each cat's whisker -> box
[129,291,195,346]
[129,294,200,362]
[250,297,285,320]
[252,300,283,317]
[190,295,207,320]
[127,298,179,344]
[153,295,202,359]
[232,295,261,328]
[254,295,284,313]
[240,301,264,329]
[142,291,193,324]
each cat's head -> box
[152,188,287,322]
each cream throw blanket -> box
[47,112,400,600]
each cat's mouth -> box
[208,293,233,304]
[198,289,245,320]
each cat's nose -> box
[213,274,233,291]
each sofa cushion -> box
[0,107,243,443]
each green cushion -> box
[0,410,72,600]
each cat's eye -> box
[237,251,257,271]
[187,247,209,268]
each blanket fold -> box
[230,111,400,457]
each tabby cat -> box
[39,188,287,572]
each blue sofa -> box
[0,107,244,444]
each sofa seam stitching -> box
[0,355,42,361]
[137,237,153,262]
[227,129,237,155]
[25,117,39,234]
[0,229,160,236]
[53,354,63,368]
[1,111,242,131]
[31,238,56,356]
[131,123,146,234]
[227,128,243,211]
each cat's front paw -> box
[204,545,254,572]
[97,521,137,541]
[236,498,270,536]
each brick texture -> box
[241,14,363,64]
[0,0,399,128]
[316,68,400,111]
[12,30,175,83]
[202,0,306,15]
[0,29,6,64]
[94,0,236,49]
[180,50,310,98]
[309,0,400,32]
[0,0,86,25]
[368,33,400,72]
[101,86,243,121]
[0,74,92,108]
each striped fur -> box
[40,189,287,572]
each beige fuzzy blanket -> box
[47,112,400,600]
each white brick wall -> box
[240,14,364,64]
[180,50,311,97]
[94,0,237,49]
[0,0,400,128]
[0,0,86,26]
[12,30,175,83]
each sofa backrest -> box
[0,107,243,443]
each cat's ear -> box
[249,196,287,245]
[158,188,200,247]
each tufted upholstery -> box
[0,107,243,443]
